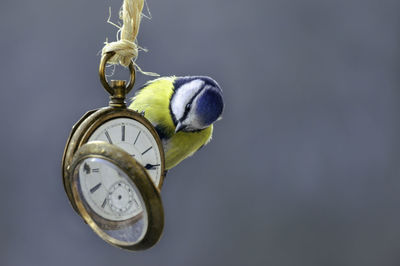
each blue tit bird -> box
[129,76,224,170]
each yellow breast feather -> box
[164,125,213,169]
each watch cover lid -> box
[69,141,164,250]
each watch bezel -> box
[70,141,164,250]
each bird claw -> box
[140,111,145,116]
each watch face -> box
[88,117,163,187]
[74,157,148,244]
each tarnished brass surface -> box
[109,80,128,108]
[62,107,166,213]
[69,142,164,250]
[62,51,165,250]
[61,109,98,213]
[99,52,135,97]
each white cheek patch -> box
[184,110,203,130]
[183,90,205,129]
[171,79,204,121]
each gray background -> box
[1,0,400,265]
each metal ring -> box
[99,52,136,96]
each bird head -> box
[170,76,224,132]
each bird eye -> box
[185,103,191,110]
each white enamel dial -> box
[78,158,145,222]
[88,118,162,186]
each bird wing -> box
[164,125,213,169]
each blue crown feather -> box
[196,88,224,126]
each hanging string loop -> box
[101,0,144,67]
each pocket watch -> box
[62,52,165,250]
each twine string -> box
[101,0,158,76]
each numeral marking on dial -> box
[134,131,141,145]
[90,183,102,194]
[83,163,91,174]
[92,168,99,173]
[105,130,113,144]
[142,146,153,155]
[121,124,125,141]
[133,199,139,207]
[101,198,107,208]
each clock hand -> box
[144,164,160,170]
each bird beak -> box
[175,122,186,133]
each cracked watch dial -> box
[88,118,162,187]
[78,158,145,222]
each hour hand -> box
[144,163,160,170]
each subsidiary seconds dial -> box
[88,117,163,187]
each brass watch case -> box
[62,52,165,250]
[70,141,164,250]
[62,106,166,213]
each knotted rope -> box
[102,0,158,76]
